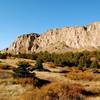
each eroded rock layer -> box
[8,22,100,53]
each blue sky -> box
[0,0,100,49]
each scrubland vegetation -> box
[14,50,100,69]
[0,51,100,100]
[1,50,100,68]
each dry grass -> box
[0,58,100,100]
[65,69,100,81]
[0,64,14,71]
[0,58,36,68]
[11,78,34,85]
[66,71,94,81]
[20,82,85,100]
[0,83,34,100]
[0,77,35,100]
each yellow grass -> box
[0,58,100,100]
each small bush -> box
[20,83,84,100]
[17,61,30,68]
[78,56,91,69]
[12,77,35,85]
[15,53,37,60]
[0,63,11,70]
[13,61,33,78]
[66,71,94,81]
[0,53,7,59]
[91,60,100,68]
[34,59,44,71]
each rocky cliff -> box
[8,33,40,54]
[8,22,100,53]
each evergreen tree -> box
[91,60,100,68]
[13,61,34,78]
[34,59,44,71]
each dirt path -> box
[34,71,71,83]
[35,70,100,87]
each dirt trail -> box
[34,71,78,84]
[34,71,100,88]
[34,71,71,83]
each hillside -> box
[6,22,100,54]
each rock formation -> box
[8,33,40,54]
[7,22,100,54]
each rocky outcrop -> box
[8,33,40,54]
[7,22,100,53]
[31,22,100,53]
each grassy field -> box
[0,58,100,100]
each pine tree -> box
[13,61,34,78]
[34,59,44,71]
[91,60,100,68]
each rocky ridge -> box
[7,22,100,54]
[8,33,40,54]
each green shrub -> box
[0,53,7,59]
[17,61,30,68]
[16,53,37,60]
[15,50,100,69]
[78,56,91,69]
[34,59,44,71]
[91,60,100,68]
[37,51,52,62]
[13,61,34,78]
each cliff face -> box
[8,22,100,53]
[8,33,40,54]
